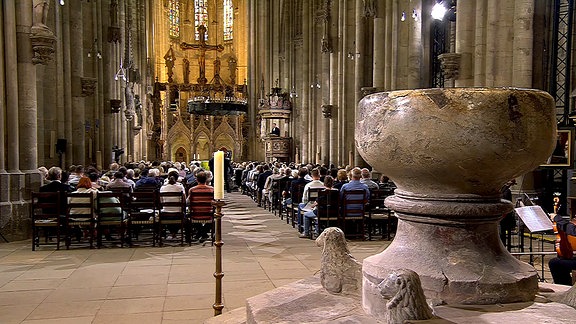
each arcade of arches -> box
[0,0,572,240]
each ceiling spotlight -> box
[431,2,448,20]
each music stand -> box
[514,205,555,280]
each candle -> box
[214,151,224,200]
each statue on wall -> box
[33,0,50,28]
[183,58,190,84]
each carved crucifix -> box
[180,25,224,86]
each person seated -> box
[39,166,73,217]
[188,171,214,243]
[340,167,370,213]
[300,176,337,238]
[159,172,186,241]
[297,168,325,230]
[360,168,379,191]
[549,213,576,285]
[106,171,133,192]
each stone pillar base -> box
[362,217,538,318]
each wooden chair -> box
[340,189,368,240]
[272,177,289,218]
[188,190,215,245]
[313,189,341,237]
[366,189,394,240]
[297,187,324,233]
[128,190,158,247]
[66,192,96,249]
[157,191,187,246]
[289,183,307,227]
[31,192,63,251]
[96,191,127,248]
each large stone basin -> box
[356,88,556,317]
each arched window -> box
[223,0,233,41]
[169,0,180,38]
[195,0,208,41]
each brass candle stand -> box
[212,199,225,316]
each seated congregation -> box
[32,163,217,250]
[241,162,397,240]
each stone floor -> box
[0,192,389,324]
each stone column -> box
[473,0,487,86]
[512,0,534,88]
[0,2,11,224]
[485,0,498,86]
[62,3,73,167]
[373,0,386,89]
[14,0,40,239]
[353,0,366,167]
[70,1,85,165]
[4,0,19,173]
[454,0,475,86]
[408,0,422,89]
[384,0,393,89]
[329,0,339,165]
[300,4,310,163]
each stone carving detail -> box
[108,0,121,43]
[315,227,362,295]
[81,77,97,97]
[30,33,56,65]
[321,104,333,118]
[30,0,56,65]
[363,0,376,18]
[377,269,435,324]
[110,99,122,113]
[560,285,576,308]
[438,53,462,81]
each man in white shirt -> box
[298,168,324,232]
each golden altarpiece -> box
[150,0,249,162]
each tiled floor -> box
[0,192,389,324]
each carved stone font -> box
[377,269,435,324]
[315,227,362,296]
[438,53,462,81]
[357,88,556,313]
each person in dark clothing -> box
[270,123,280,136]
[499,179,517,250]
[549,213,576,285]
[39,166,73,214]
[257,164,272,206]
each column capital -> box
[438,53,462,81]
[29,27,55,65]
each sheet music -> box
[514,206,554,233]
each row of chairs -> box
[247,177,397,240]
[31,188,214,250]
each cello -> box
[552,196,576,258]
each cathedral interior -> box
[2,0,576,322]
[0,0,574,253]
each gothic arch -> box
[167,117,192,162]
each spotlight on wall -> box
[401,11,406,22]
[60,0,65,5]
[431,2,448,20]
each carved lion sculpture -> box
[315,227,362,295]
[377,269,435,324]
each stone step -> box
[204,307,247,324]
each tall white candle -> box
[214,151,224,200]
